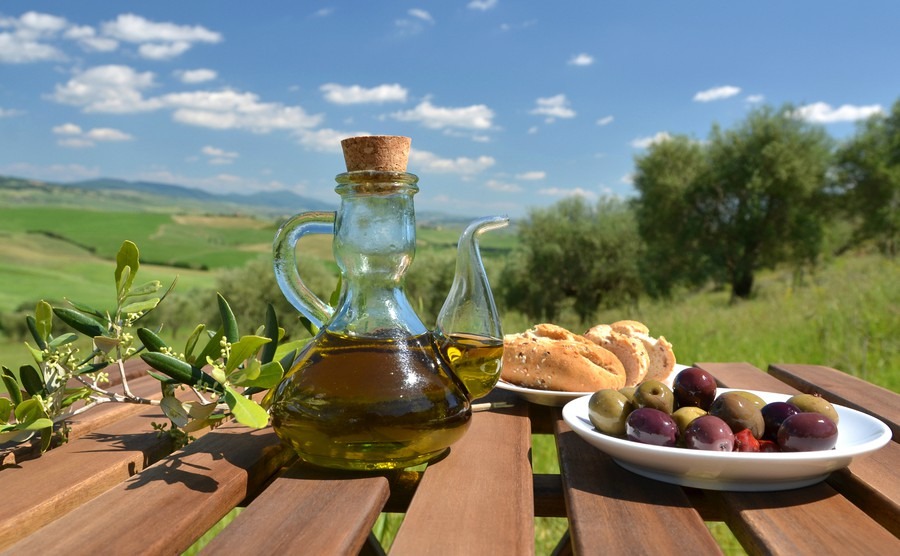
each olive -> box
[777,412,839,452]
[625,407,679,447]
[588,389,633,436]
[684,415,734,451]
[760,401,801,441]
[731,390,766,410]
[672,366,717,410]
[632,379,675,414]
[672,406,707,435]
[787,393,840,425]
[709,392,764,439]
[618,386,637,405]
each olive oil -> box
[270,330,473,470]
[436,332,504,399]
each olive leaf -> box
[115,240,140,296]
[224,335,271,373]
[217,293,239,343]
[224,385,269,429]
[53,307,106,338]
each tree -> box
[632,105,833,299]
[499,197,643,323]
[834,98,900,256]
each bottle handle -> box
[273,211,336,330]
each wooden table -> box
[1,362,898,555]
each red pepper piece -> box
[734,429,760,452]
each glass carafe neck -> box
[329,170,426,337]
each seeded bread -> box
[633,333,676,381]
[583,324,651,387]
[501,325,626,391]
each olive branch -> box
[1,240,294,456]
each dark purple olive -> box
[672,366,717,410]
[777,413,838,452]
[761,401,801,441]
[684,415,734,451]
[625,407,679,447]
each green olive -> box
[709,392,764,438]
[731,390,766,410]
[618,386,637,405]
[672,406,707,434]
[588,389,633,436]
[787,393,840,425]
[633,379,675,414]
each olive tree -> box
[499,196,642,323]
[632,105,833,299]
[834,98,900,256]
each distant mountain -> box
[0,174,336,216]
[68,177,335,214]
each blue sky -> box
[1,2,898,218]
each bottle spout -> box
[435,215,508,398]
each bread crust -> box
[501,325,626,391]
[611,320,650,336]
[583,324,651,387]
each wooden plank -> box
[699,363,900,551]
[0,402,179,551]
[555,421,722,555]
[201,462,390,555]
[389,404,535,556]
[768,363,900,441]
[3,422,293,555]
[718,484,900,554]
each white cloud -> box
[320,83,408,104]
[792,102,883,124]
[391,100,494,130]
[408,9,434,24]
[395,9,435,36]
[538,187,597,201]
[201,145,239,165]
[630,131,671,149]
[52,122,132,147]
[64,25,118,52]
[468,0,498,10]
[568,53,594,66]
[313,8,335,18]
[166,89,323,133]
[516,171,545,180]
[745,94,765,104]
[485,179,522,193]
[50,65,162,113]
[693,85,741,102]
[176,68,218,84]
[136,169,291,195]
[139,41,191,60]
[0,11,69,63]
[530,94,575,122]
[596,115,614,126]
[101,14,221,59]
[409,149,495,175]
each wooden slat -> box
[389,404,535,556]
[555,421,723,555]
[717,484,900,554]
[699,363,900,551]
[3,423,293,555]
[0,401,177,551]
[201,462,390,555]
[768,363,900,440]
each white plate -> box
[562,388,892,491]
[495,364,686,407]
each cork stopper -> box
[341,135,411,172]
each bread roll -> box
[633,333,676,381]
[501,325,626,391]
[583,324,651,387]
[610,320,650,336]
